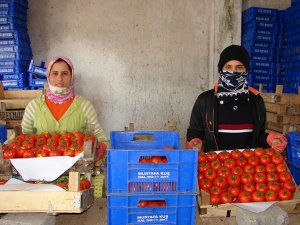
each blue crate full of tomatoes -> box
[197,148,297,205]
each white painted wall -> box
[27,0,243,145]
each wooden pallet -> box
[198,186,300,218]
[0,172,94,215]
[266,112,300,124]
[260,85,300,105]
[266,121,300,134]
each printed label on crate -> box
[137,170,171,179]
[136,214,169,223]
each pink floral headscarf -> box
[46,56,75,104]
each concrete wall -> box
[28,0,242,145]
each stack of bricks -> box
[260,84,300,134]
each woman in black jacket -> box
[186,45,287,153]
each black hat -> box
[217,44,250,72]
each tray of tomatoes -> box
[197,148,298,206]
[1,132,95,159]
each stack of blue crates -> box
[286,132,300,185]
[0,0,32,90]
[28,59,46,89]
[107,131,198,225]
[283,2,300,93]
[0,124,7,144]
[242,7,278,93]
[274,10,287,86]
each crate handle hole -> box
[139,156,168,164]
[138,200,167,207]
[133,135,154,141]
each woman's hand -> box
[267,131,288,153]
[186,138,203,151]
[95,142,107,161]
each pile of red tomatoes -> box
[198,148,297,205]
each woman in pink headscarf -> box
[21,57,107,160]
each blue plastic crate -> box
[0,45,31,53]
[283,82,299,94]
[107,149,198,194]
[242,40,276,49]
[0,59,29,67]
[285,5,300,22]
[28,59,46,76]
[288,163,300,185]
[250,60,274,69]
[0,52,32,61]
[0,37,30,46]
[242,7,278,24]
[107,194,196,225]
[0,0,28,8]
[0,124,7,144]
[29,78,47,86]
[110,131,180,150]
[245,47,275,61]
[1,76,28,89]
[0,30,30,40]
[242,31,276,43]
[242,20,277,33]
[1,73,27,80]
[0,5,27,20]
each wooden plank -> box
[0,99,32,109]
[266,112,300,124]
[5,120,22,129]
[0,188,94,214]
[266,122,298,134]
[2,89,43,99]
[261,93,300,104]
[265,102,300,116]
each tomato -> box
[276,163,287,173]
[22,140,34,150]
[218,151,231,162]
[49,149,63,156]
[228,184,240,197]
[58,138,71,148]
[3,149,17,159]
[265,148,275,156]
[158,201,167,207]
[252,191,265,202]
[268,181,281,192]
[278,188,292,201]
[255,165,266,173]
[198,162,211,173]
[279,171,292,183]
[265,190,277,201]
[36,149,49,157]
[197,173,205,181]
[227,174,241,186]
[138,200,148,207]
[266,172,279,182]
[206,151,218,162]
[151,156,163,164]
[223,158,236,170]
[23,149,35,158]
[56,183,68,190]
[248,156,260,167]
[254,172,267,183]
[210,195,221,205]
[283,180,297,193]
[256,183,268,192]
[28,134,38,142]
[42,145,52,152]
[213,176,227,189]
[200,178,213,192]
[272,154,284,165]
[63,148,75,157]
[74,147,83,156]
[236,157,247,167]
[147,201,160,207]
[241,172,254,184]
[220,192,233,204]
[254,148,265,157]
[230,149,242,160]
[244,165,255,174]
[266,164,277,173]
[204,169,217,181]
[242,183,256,193]
[40,132,51,140]
[47,137,59,148]
[238,191,252,203]
[0,180,7,185]
[198,152,207,163]
[210,186,222,196]
[163,146,174,150]
[80,179,91,190]
[16,147,26,158]
[210,160,222,171]
[260,154,271,165]
[3,149,18,159]
[242,149,254,159]
[232,166,243,176]
[217,167,231,178]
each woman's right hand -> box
[186,138,203,150]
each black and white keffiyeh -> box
[217,71,249,97]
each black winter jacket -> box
[187,86,269,152]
